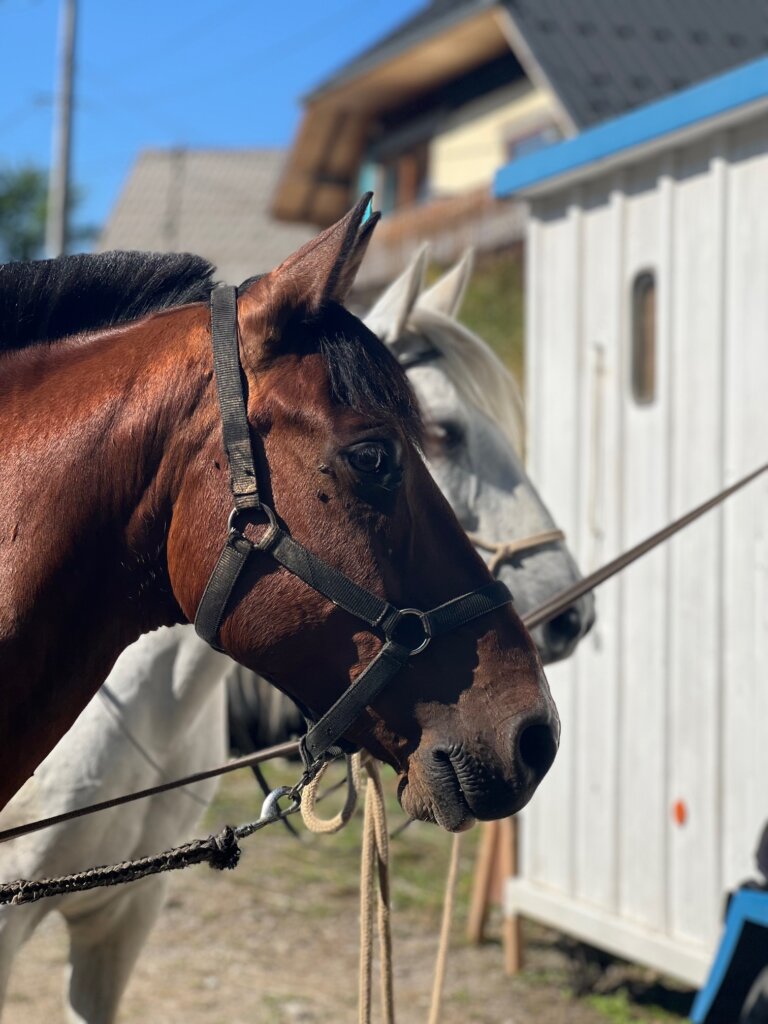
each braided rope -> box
[0,826,241,907]
[0,800,301,907]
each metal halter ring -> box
[227,503,280,551]
[388,608,432,655]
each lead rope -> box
[300,756,460,1024]
[359,759,395,1024]
[300,755,393,1024]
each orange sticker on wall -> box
[672,800,688,826]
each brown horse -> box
[0,197,558,830]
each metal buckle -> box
[227,503,280,551]
[388,608,431,655]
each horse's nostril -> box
[546,606,582,645]
[518,721,558,780]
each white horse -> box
[0,250,594,1023]
[367,245,594,660]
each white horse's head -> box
[366,246,595,664]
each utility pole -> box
[45,0,78,258]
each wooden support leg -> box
[466,816,525,974]
[499,816,523,975]
[467,820,499,944]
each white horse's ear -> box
[417,248,474,318]
[365,243,430,343]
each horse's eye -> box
[347,442,391,476]
[434,421,465,451]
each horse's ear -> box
[365,243,430,343]
[417,248,474,319]
[240,194,380,335]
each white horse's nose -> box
[542,601,594,659]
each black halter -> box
[194,285,513,774]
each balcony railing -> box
[355,187,526,290]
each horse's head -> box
[366,246,595,665]
[168,198,558,830]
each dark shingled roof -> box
[504,0,768,127]
[310,0,768,127]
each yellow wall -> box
[429,81,556,195]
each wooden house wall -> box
[511,111,768,985]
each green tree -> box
[0,165,96,262]
[0,165,48,262]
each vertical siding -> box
[520,111,768,975]
[666,137,726,946]
[522,192,581,895]
[720,114,768,897]
[572,177,624,914]
[617,158,670,931]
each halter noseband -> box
[194,285,513,775]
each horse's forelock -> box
[406,307,525,455]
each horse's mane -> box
[0,250,422,443]
[406,307,525,454]
[0,251,217,351]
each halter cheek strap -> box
[195,285,513,774]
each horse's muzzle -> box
[399,707,560,831]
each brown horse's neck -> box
[0,304,213,804]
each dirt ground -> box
[4,766,694,1024]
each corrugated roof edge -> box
[494,54,768,199]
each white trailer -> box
[494,56,768,986]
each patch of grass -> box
[585,989,684,1024]
[587,991,640,1023]
[426,246,525,383]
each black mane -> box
[0,251,217,351]
[0,251,422,441]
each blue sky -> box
[1,0,424,233]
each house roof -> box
[502,0,768,130]
[307,0,492,99]
[313,0,768,128]
[98,149,315,285]
[272,3,508,226]
[494,55,768,199]
[275,0,768,225]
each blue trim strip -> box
[690,889,768,1023]
[494,56,768,198]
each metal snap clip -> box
[259,785,298,823]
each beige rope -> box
[299,755,394,1023]
[467,528,565,576]
[427,832,462,1024]
[359,758,395,1024]
[300,755,463,1024]
[300,755,361,834]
